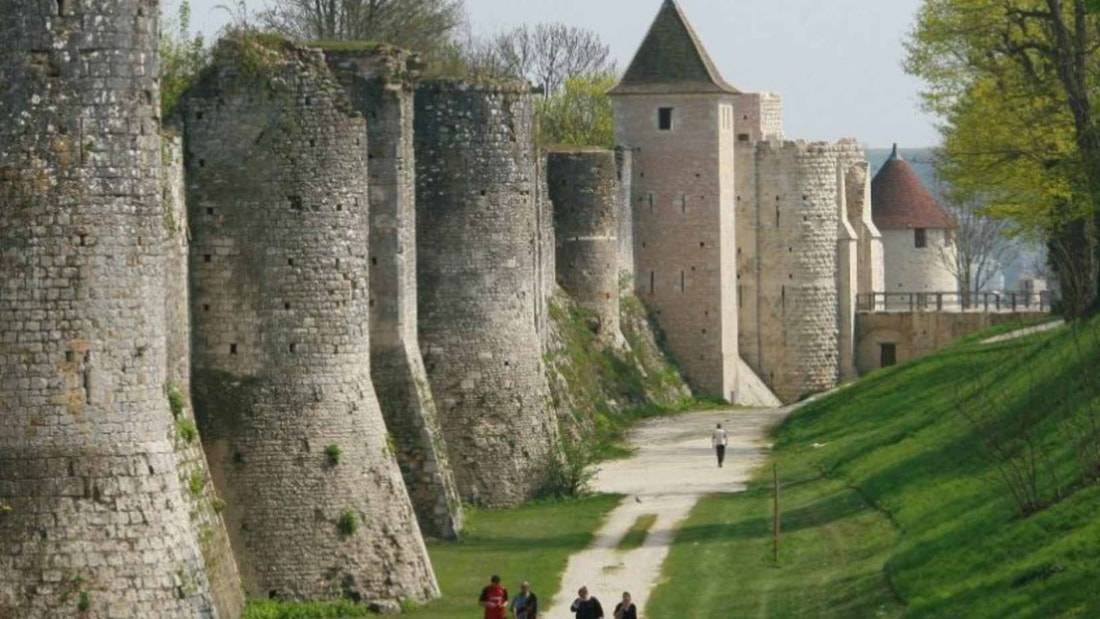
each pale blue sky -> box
[179,0,937,147]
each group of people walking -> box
[477,424,731,619]
[479,576,638,619]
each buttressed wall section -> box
[182,39,438,602]
[548,150,622,342]
[615,147,635,279]
[323,48,463,541]
[415,81,559,507]
[0,1,232,616]
[162,136,246,618]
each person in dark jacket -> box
[612,592,637,619]
[510,581,538,618]
[570,586,604,619]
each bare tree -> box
[259,0,465,53]
[467,23,614,93]
[939,192,1016,306]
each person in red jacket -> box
[480,574,509,619]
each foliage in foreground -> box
[650,318,1100,618]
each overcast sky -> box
[180,0,937,148]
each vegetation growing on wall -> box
[543,290,696,466]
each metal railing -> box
[856,291,1052,313]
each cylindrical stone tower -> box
[322,47,464,541]
[547,149,622,342]
[415,80,559,507]
[0,1,229,617]
[753,141,842,402]
[181,37,438,602]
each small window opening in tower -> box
[648,193,654,212]
[915,228,928,248]
[680,194,687,214]
[658,107,674,131]
[680,270,685,293]
[738,134,750,142]
[649,270,656,294]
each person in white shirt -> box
[711,423,729,468]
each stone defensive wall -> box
[323,47,463,541]
[614,146,635,279]
[162,136,246,618]
[0,0,236,616]
[414,80,559,507]
[547,149,622,343]
[744,140,863,402]
[855,312,1051,375]
[181,38,438,603]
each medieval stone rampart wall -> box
[162,136,245,618]
[548,150,622,342]
[0,1,230,616]
[414,81,558,507]
[183,39,437,603]
[615,146,635,280]
[323,48,463,541]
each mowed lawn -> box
[406,495,621,618]
[244,494,620,619]
[650,318,1100,618]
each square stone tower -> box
[610,0,740,399]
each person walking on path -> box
[712,423,729,468]
[480,575,509,619]
[511,581,538,618]
[612,592,637,619]
[570,586,604,619]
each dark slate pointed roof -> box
[872,144,957,230]
[609,0,739,95]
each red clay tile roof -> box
[609,0,739,96]
[871,145,956,230]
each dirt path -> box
[543,407,792,619]
[981,320,1064,345]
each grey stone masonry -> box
[182,38,438,602]
[323,47,464,541]
[614,147,635,280]
[415,80,560,507]
[0,1,223,617]
[162,135,245,619]
[548,150,622,343]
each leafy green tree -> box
[259,0,464,56]
[160,1,208,118]
[535,72,616,149]
[906,0,1100,317]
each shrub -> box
[324,444,342,467]
[537,441,597,500]
[167,384,187,419]
[337,509,359,538]
[188,471,204,497]
[177,419,198,444]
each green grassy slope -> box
[244,495,620,618]
[650,319,1100,618]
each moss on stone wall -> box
[544,289,694,459]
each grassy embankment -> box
[244,495,621,618]
[649,317,1100,618]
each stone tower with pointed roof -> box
[610,0,741,399]
[613,0,886,403]
[872,144,958,302]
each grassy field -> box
[649,318,1100,618]
[243,494,620,618]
